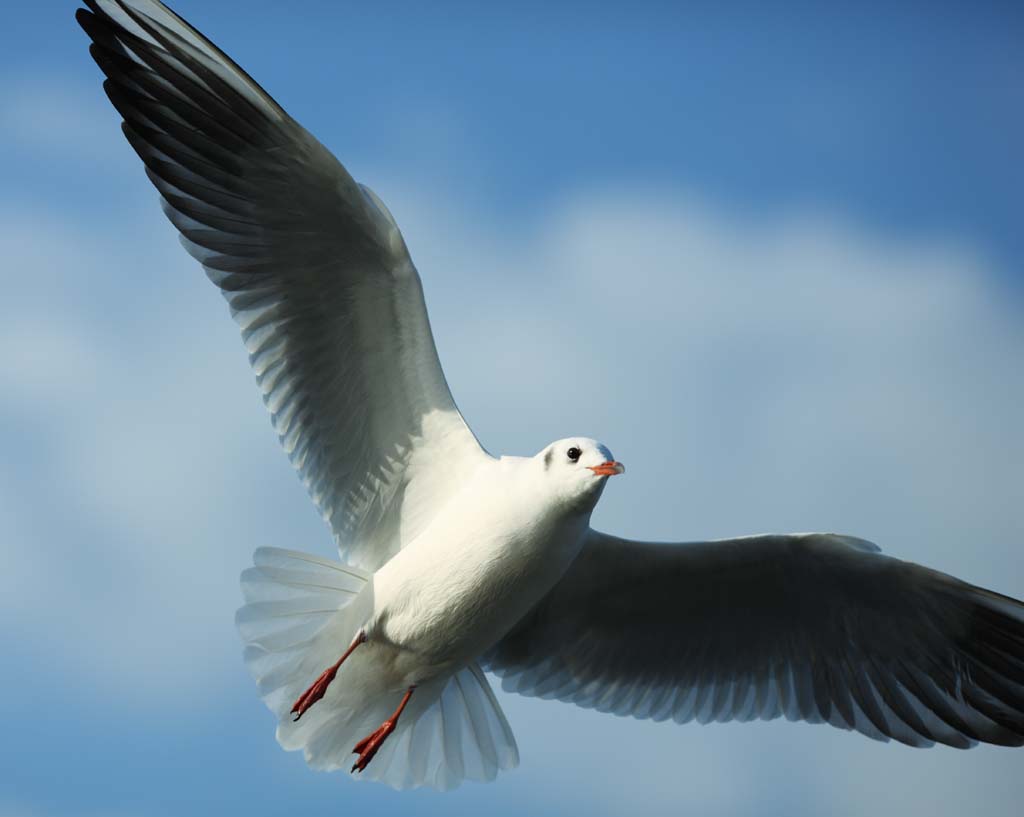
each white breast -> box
[367,456,589,680]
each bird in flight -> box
[78,0,1024,791]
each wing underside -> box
[78,0,487,571]
[487,531,1024,749]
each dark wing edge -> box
[77,0,486,570]
[485,530,1024,749]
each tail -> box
[236,547,519,790]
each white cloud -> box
[0,317,100,406]
[2,176,1022,813]
[0,74,128,165]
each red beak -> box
[588,461,625,477]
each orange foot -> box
[291,632,365,722]
[291,662,341,721]
[351,720,397,773]
[350,686,416,773]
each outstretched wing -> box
[78,0,488,570]
[486,530,1024,749]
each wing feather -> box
[486,531,1024,749]
[78,0,487,570]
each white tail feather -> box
[236,547,518,790]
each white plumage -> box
[239,548,517,789]
[79,0,1024,792]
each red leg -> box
[290,631,365,722]
[351,686,416,773]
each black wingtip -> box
[75,7,96,34]
[77,5,120,54]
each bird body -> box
[370,447,603,683]
[78,0,1024,793]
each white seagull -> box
[78,0,1024,791]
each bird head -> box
[536,437,625,513]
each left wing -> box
[485,530,1024,749]
[77,0,489,571]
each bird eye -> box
[567,447,582,462]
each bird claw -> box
[291,664,340,721]
[351,720,396,773]
[290,633,366,721]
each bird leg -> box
[291,631,366,721]
[351,686,416,773]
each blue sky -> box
[2,2,1023,816]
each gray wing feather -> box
[486,531,1024,749]
[78,0,486,570]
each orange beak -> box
[588,461,625,477]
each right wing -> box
[487,530,1024,749]
[78,0,489,571]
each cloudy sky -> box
[2,1,1023,815]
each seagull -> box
[78,0,1024,792]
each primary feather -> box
[487,532,1024,749]
[77,0,487,573]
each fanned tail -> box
[236,547,519,790]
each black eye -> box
[567,447,582,462]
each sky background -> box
[2,1,1023,815]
